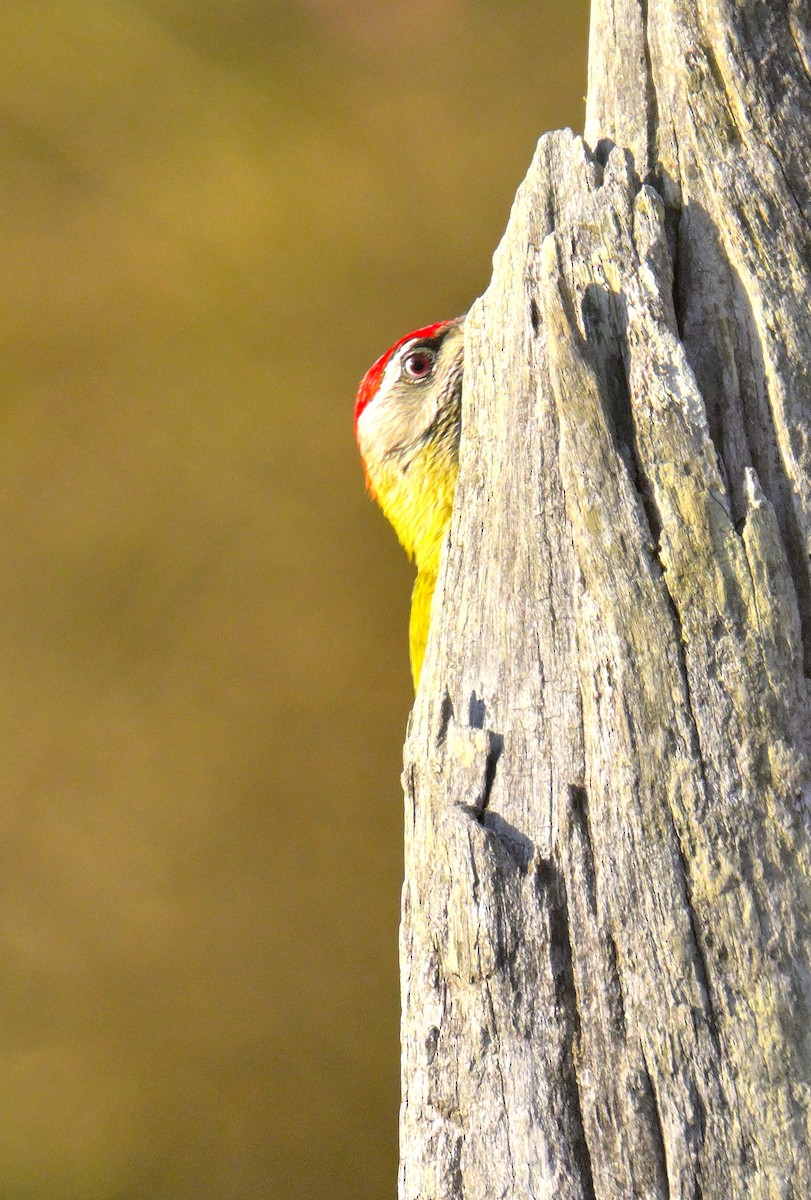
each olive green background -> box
[0,2,588,1196]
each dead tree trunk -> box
[399,2,811,1198]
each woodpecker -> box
[355,317,464,688]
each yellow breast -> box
[372,440,457,685]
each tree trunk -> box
[399,2,811,1198]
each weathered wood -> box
[399,2,811,1197]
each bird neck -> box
[374,439,457,576]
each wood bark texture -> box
[399,2,811,1198]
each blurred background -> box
[0,2,588,1196]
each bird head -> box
[354,317,464,505]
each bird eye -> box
[401,348,436,381]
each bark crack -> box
[538,859,597,1200]
[567,785,599,919]
[608,395,718,835]
[668,819,722,1051]
[770,147,811,235]
[638,0,659,182]
[640,1050,672,1200]
[482,975,518,1190]
[787,8,811,88]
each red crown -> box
[354,321,453,434]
